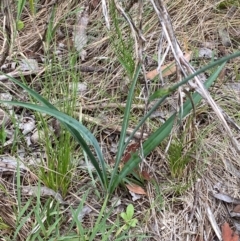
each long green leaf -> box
[108,64,141,192]
[180,64,225,117]
[109,62,226,193]
[109,114,176,194]
[0,101,107,189]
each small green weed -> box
[16,0,37,31]
[216,0,240,9]
[120,204,138,228]
[115,204,138,237]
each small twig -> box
[0,64,115,82]
[76,102,146,111]
[182,58,240,153]
[114,0,146,61]
[188,179,201,223]
[102,0,110,30]
[206,204,222,241]
[151,0,185,120]
[0,68,45,81]
[222,109,240,132]
[64,65,117,74]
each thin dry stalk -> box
[0,0,12,66]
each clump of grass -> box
[34,56,79,197]
[168,138,193,179]
[38,124,75,197]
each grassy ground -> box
[0,0,240,240]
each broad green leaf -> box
[120,212,127,220]
[129,218,138,227]
[126,204,134,219]
[123,224,128,230]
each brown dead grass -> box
[0,0,240,240]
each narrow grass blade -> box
[70,190,89,236]
[46,217,62,236]
[109,62,226,193]
[108,64,141,193]
[14,163,34,240]
[110,1,135,77]
[45,4,56,47]
[17,0,27,21]
[14,207,34,240]
[33,208,47,235]
[29,0,35,15]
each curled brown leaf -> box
[126,183,146,195]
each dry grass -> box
[0,0,240,240]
